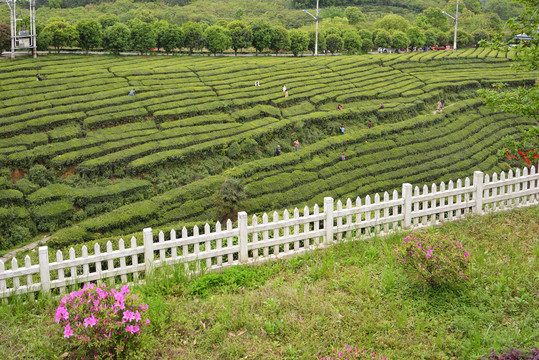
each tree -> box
[308,30,326,54]
[374,29,391,48]
[375,14,410,33]
[326,33,343,54]
[250,20,272,54]
[342,30,362,53]
[289,29,308,56]
[48,0,62,9]
[485,0,523,20]
[270,26,290,55]
[0,23,10,55]
[419,7,450,32]
[205,25,231,55]
[464,0,484,14]
[424,30,438,46]
[391,31,410,50]
[160,23,183,54]
[39,21,78,53]
[103,23,130,55]
[358,29,373,41]
[477,0,538,165]
[472,29,489,45]
[76,19,101,55]
[344,7,365,25]
[437,30,450,46]
[228,20,251,55]
[182,21,204,55]
[129,20,156,55]
[406,27,426,48]
[455,29,473,47]
[98,14,119,29]
[360,37,373,53]
[215,178,246,223]
[153,20,170,51]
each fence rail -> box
[1,167,538,299]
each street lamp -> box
[302,0,320,56]
[442,0,459,53]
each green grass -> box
[1,206,537,359]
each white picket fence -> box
[1,167,538,299]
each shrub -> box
[28,164,54,187]
[54,284,150,359]
[319,345,388,359]
[227,141,241,159]
[215,177,245,222]
[394,232,471,287]
[478,346,539,360]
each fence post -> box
[324,197,334,245]
[402,183,412,230]
[473,171,484,215]
[38,246,50,294]
[143,228,154,276]
[238,212,248,264]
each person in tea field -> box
[275,144,281,156]
[437,100,443,112]
[283,85,287,92]
[255,81,260,86]
[340,124,345,135]
[128,89,136,96]
[284,91,288,98]
[368,120,372,128]
[440,97,445,108]
[337,104,343,110]
[341,154,345,161]
[380,103,384,109]
[294,140,299,151]
[36,74,43,81]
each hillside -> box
[0,50,537,252]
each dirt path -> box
[0,236,50,263]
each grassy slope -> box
[0,206,537,359]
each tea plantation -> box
[0,49,536,252]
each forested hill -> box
[291,0,446,11]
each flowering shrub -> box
[318,345,388,360]
[478,346,539,360]
[54,283,150,359]
[394,232,471,287]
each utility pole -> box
[442,0,459,53]
[4,0,37,59]
[303,0,320,56]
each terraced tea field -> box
[0,48,536,250]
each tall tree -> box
[129,20,156,55]
[0,23,10,55]
[406,27,426,48]
[182,21,204,55]
[289,29,308,56]
[76,19,101,55]
[204,25,231,55]
[228,21,252,55]
[160,24,183,54]
[270,26,290,55]
[98,14,119,29]
[103,22,130,55]
[344,7,366,25]
[326,33,343,54]
[374,29,392,48]
[342,30,362,53]
[375,14,410,33]
[250,20,272,54]
[391,31,410,50]
[39,21,78,53]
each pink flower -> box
[145,319,150,325]
[55,307,69,323]
[84,314,98,328]
[126,325,140,334]
[64,324,74,338]
[123,310,135,322]
[134,311,141,322]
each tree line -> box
[23,7,500,56]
